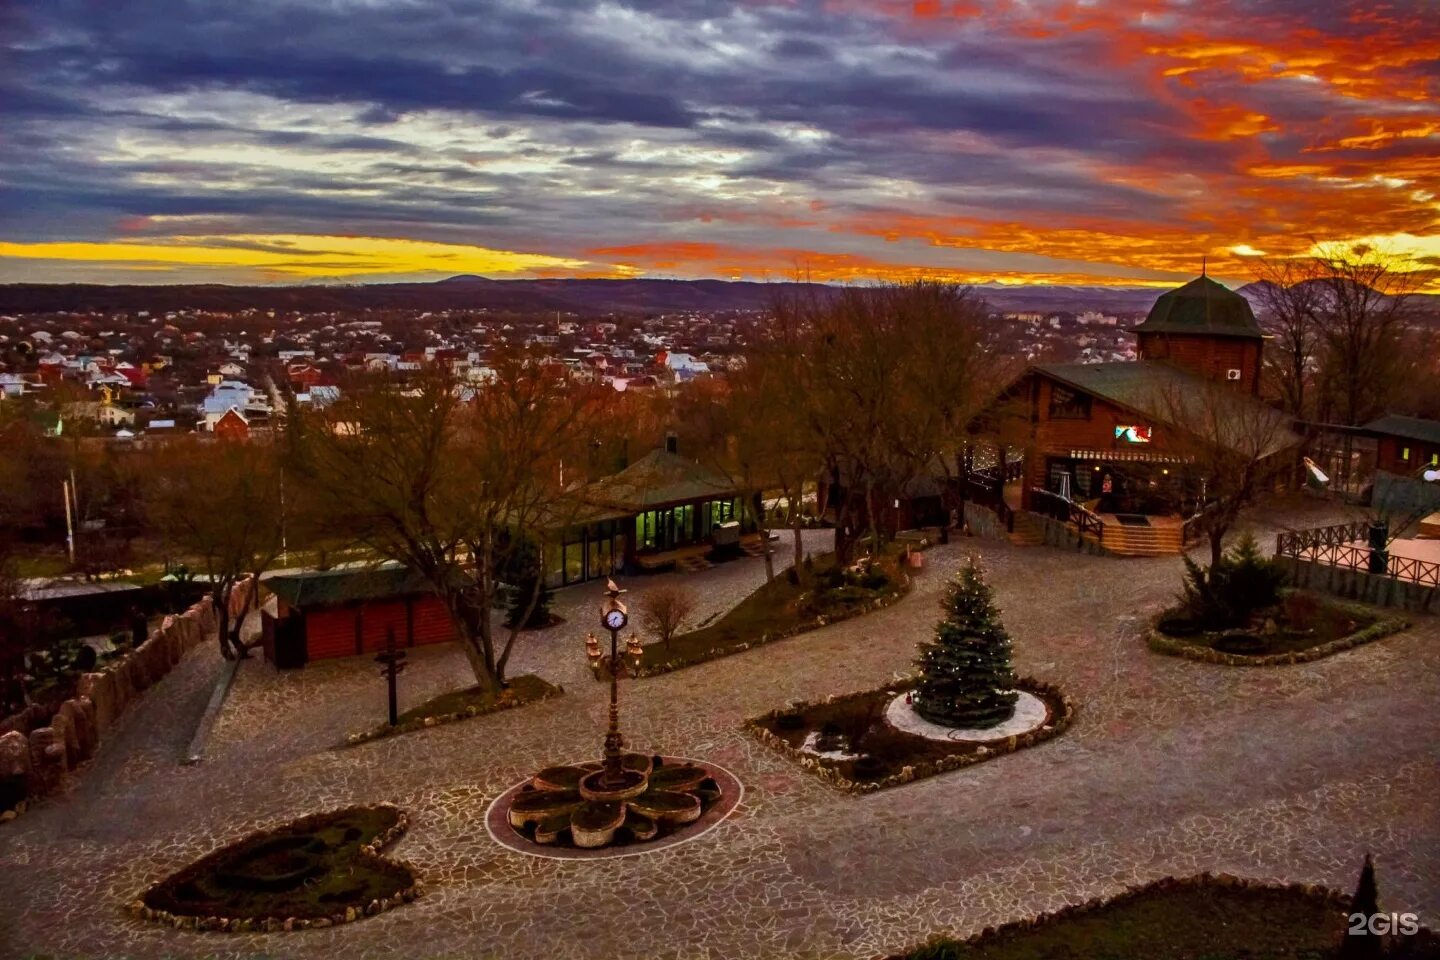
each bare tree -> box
[1252,257,1324,419]
[1309,243,1419,427]
[764,281,1000,560]
[285,353,601,692]
[1157,380,1298,570]
[637,584,697,650]
[147,437,286,659]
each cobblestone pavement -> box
[2,502,1437,960]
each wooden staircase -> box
[1099,522,1185,557]
[739,539,768,558]
[675,554,713,574]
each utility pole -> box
[62,479,75,562]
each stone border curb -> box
[128,803,422,933]
[746,676,1075,794]
[1147,595,1410,667]
[606,570,915,681]
[183,655,244,765]
[882,873,1361,959]
[337,681,564,749]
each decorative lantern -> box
[625,634,644,669]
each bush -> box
[1224,534,1286,615]
[504,574,555,630]
[638,585,698,649]
[1179,534,1286,629]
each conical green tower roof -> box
[1132,275,1263,339]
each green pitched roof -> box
[583,447,736,512]
[1362,414,1440,446]
[1132,275,1264,339]
[1033,360,1299,458]
[265,563,440,609]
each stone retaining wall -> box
[962,502,1005,540]
[1025,510,1109,556]
[1277,556,1437,613]
[0,598,217,821]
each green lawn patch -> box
[892,874,1434,960]
[630,553,910,677]
[340,673,562,747]
[134,804,420,931]
[1151,591,1408,666]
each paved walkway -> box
[2,500,1436,959]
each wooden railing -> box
[1275,524,1440,588]
[1029,487,1105,547]
[1277,520,1373,553]
[962,463,1019,533]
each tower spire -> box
[1201,254,1207,278]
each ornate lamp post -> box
[495,575,730,851]
[586,579,644,791]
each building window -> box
[1401,446,1411,462]
[1048,385,1091,420]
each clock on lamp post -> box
[586,579,644,790]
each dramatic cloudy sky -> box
[1,0,1437,288]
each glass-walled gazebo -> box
[582,445,753,572]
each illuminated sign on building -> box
[1115,425,1153,444]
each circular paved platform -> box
[885,689,1049,742]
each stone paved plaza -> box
[2,504,1437,959]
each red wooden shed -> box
[260,565,456,668]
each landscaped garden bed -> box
[1150,534,1408,666]
[748,676,1072,792]
[340,674,562,747]
[131,804,421,932]
[624,552,910,678]
[1150,591,1408,665]
[890,871,1437,959]
[752,560,1073,792]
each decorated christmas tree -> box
[913,560,1018,728]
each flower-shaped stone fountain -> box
[507,753,722,848]
[494,580,733,854]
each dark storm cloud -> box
[2,0,1433,284]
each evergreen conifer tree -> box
[1339,853,1383,960]
[914,560,1017,728]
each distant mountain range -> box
[0,275,1432,317]
[0,276,1173,316]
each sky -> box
[0,0,1437,290]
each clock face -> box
[604,609,627,630]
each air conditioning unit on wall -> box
[1226,368,1242,381]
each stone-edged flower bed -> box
[621,557,914,680]
[130,803,422,932]
[1149,592,1409,667]
[746,677,1073,793]
[889,873,1392,959]
[338,674,563,748]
